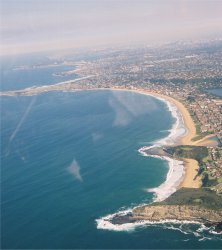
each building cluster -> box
[206,147,222,180]
[71,41,222,140]
[144,83,222,142]
[187,95,222,134]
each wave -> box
[96,208,217,238]
[140,95,187,147]
[96,209,222,241]
[138,96,187,202]
[138,146,184,202]
[96,207,201,232]
[146,156,184,202]
[95,93,222,241]
[96,94,197,234]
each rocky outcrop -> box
[133,205,222,223]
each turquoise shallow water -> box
[1,90,221,249]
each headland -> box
[96,88,222,232]
[1,85,221,231]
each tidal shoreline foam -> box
[96,92,191,231]
[138,94,187,202]
[96,91,221,240]
[96,208,201,232]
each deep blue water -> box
[1,90,221,249]
[0,54,78,91]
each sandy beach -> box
[99,88,208,190]
[192,134,218,147]
[132,89,204,189]
[179,159,202,188]
[143,91,204,189]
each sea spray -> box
[93,90,221,241]
[138,95,187,201]
[96,93,188,230]
[96,212,222,241]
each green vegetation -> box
[154,188,222,210]
[192,134,204,141]
[164,145,208,163]
[164,145,222,188]
[187,110,209,141]
[186,95,195,102]
[202,173,218,187]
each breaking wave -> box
[96,93,221,241]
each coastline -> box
[2,86,204,192]
[96,88,204,231]
[134,90,195,144]
[16,85,216,234]
[133,89,202,191]
[3,86,217,231]
[105,88,204,194]
[179,159,202,188]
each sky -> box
[1,0,222,55]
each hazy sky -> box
[1,0,222,55]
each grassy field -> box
[164,145,208,163]
[164,145,221,187]
[154,188,222,210]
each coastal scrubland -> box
[154,188,222,210]
[164,145,222,191]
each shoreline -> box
[95,88,206,193]
[96,88,222,233]
[179,159,202,189]
[131,89,202,190]
[5,86,204,192]
[96,88,204,231]
[10,85,216,232]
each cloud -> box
[67,159,83,182]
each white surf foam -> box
[138,145,184,202]
[155,96,187,146]
[96,93,195,232]
[147,156,184,202]
[96,208,201,232]
[138,96,187,202]
[96,210,221,240]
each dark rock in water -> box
[144,146,173,159]
[214,221,222,233]
[111,212,137,225]
[204,222,214,228]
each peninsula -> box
[1,41,222,232]
[109,90,222,232]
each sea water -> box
[0,54,78,91]
[2,90,221,249]
[1,53,221,248]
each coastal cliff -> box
[130,188,222,232]
[133,205,222,223]
[109,188,222,233]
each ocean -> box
[0,54,78,91]
[1,56,222,249]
